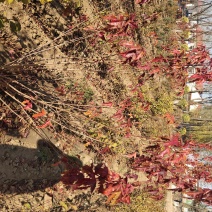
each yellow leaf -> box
[77,0,82,7]
[59,201,68,211]
[40,0,52,4]
[6,0,14,4]
[84,141,91,147]
[83,110,92,117]
[40,0,45,4]
[70,204,78,211]
[97,133,107,139]
[110,143,118,148]
[96,123,104,129]
[23,203,31,209]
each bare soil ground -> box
[0,0,178,211]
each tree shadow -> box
[0,139,82,194]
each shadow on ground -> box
[0,139,82,194]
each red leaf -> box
[137,64,152,70]
[171,49,182,55]
[123,152,137,159]
[158,147,171,158]
[22,100,32,110]
[113,110,124,121]
[120,50,136,59]
[102,102,113,107]
[103,14,124,22]
[125,131,131,138]
[142,103,150,111]
[164,134,180,147]
[151,56,167,63]
[185,191,204,199]
[149,68,160,75]
[107,171,120,182]
[99,147,111,154]
[171,153,186,164]
[103,184,114,196]
[37,120,52,128]
[98,32,106,40]
[119,40,140,50]
[56,86,66,95]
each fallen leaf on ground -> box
[32,109,46,119]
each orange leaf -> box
[164,113,175,124]
[32,109,46,119]
[106,191,121,205]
